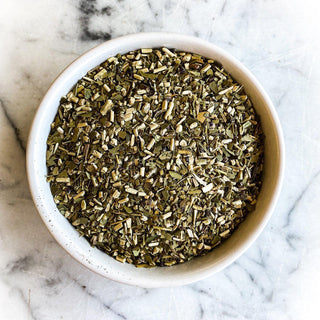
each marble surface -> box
[0,0,320,319]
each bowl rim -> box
[27,32,285,287]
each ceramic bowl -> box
[27,32,284,287]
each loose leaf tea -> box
[46,48,264,267]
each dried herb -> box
[46,48,264,267]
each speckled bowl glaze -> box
[27,32,284,287]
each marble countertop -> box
[1,0,320,319]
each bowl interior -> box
[27,33,284,287]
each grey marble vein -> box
[79,0,112,41]
[0,98,25,152]
[284,170,320,228]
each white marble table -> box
[0,0,320,319]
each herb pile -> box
[46,48,264,267]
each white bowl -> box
[27,32,285,287]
